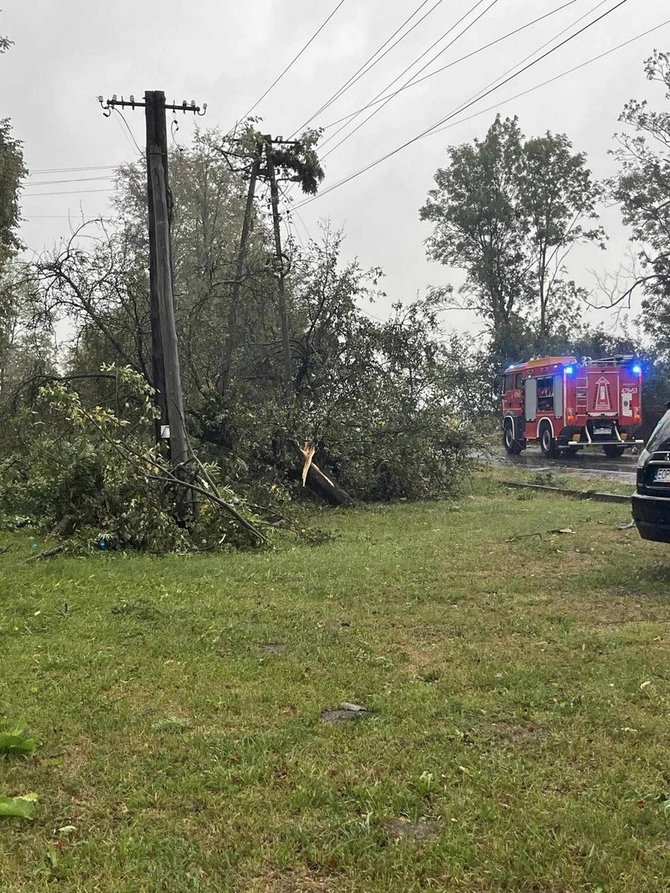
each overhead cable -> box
[23,175,116,188]
[293,0,631,209]
[21,188,115,197]
[235,0,347,126]
[289,0,444,137]
[321,0,583,130]
[27,165,119,175]
[430,18,670,136]
[320,0,501,158]
[470,0,611,105]
[322,0,612,158]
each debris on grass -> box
[0,793,38,819]
[321,703,372,723]
[507,526,577,542]
[0,723,37,757]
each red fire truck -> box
[500,355,644,458]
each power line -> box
[27,164,119,175]
[234,0,347,126]
[321,0,583,130]
[322,0,611,158]
[320,0,501,158]
[289,0,444,138]
[23,175,116,187]
[431,17,670,136]
[471,0,611,106]
[113,106,144,155]
[278,181,314,246]
[293,0,631,210]
[21,188,115,197]
[22,215,115,220]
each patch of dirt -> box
[320,703,372,723]
[486,720,547,746]
[246,866,338,892]
[260,642,285,654]
[383,817,440,841]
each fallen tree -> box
[0,367,269,552]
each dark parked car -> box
[632,405,670,542]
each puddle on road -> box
[485,447,637,486]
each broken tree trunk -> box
[294,441,355,507]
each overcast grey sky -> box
[2,0,669,332]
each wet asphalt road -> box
[490,445,638,486]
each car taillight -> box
[633,408,641,422]
[567,408,576,425]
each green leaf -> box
[0,730,37,756]
[0,793,38,819]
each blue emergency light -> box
[631,364,642,376]
[564,366,574,375]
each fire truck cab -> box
[500,355,644,458]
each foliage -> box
[0,722,36,757]
[42,132,282,401]
[191,230,472,502]
[269,129,325,195]
[611,52,670,359]
[0,793,37,820]
[0,30,26,268]
[0,367,266,552]
[28,134,469,510]
[0,119,25,269]
[0,265,55,411]
[226,122,325,195]
[420,115,603,366]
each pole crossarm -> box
[98,95,207,116]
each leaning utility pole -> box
[99,93,206,512]
[219,144,262,394]
[264,134,295,404]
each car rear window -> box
[647,411,670,452]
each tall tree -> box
[0,23,46,410]
[420,115,603,364]
[610,51,670,358]
[0,29,25,269]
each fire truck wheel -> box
[540,423,558,459]
[602,445,625,459]
[503,420,523,454]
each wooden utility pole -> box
[144,91,169,443]
[99,93,206,512]
[219,146,262,394]
[264,135,294,404]
[145,92,190,477]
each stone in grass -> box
[383,817,440,841]
[320,702,372,723]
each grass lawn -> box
[0,478,668,892]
